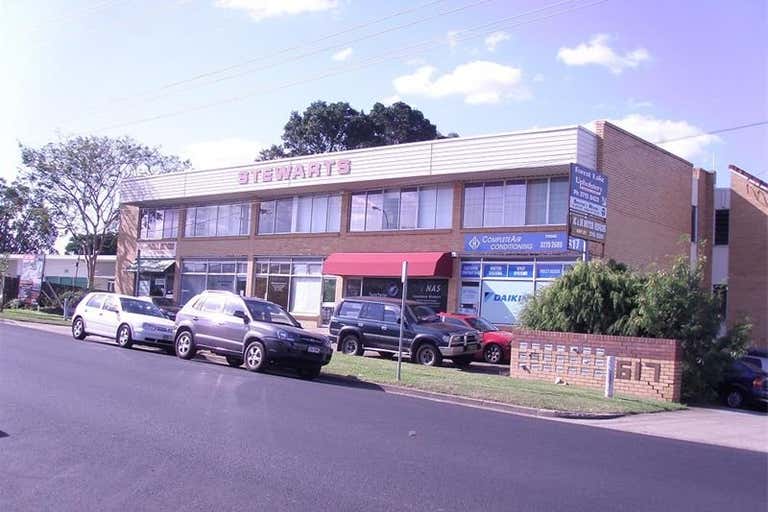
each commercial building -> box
[116,120,716,331]
[711,165,768,348]
[4,254,116,291]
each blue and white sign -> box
[464,231,568,254]
[569,164,608,219]
[481,280,534,325]
[460,263,481,278]
[483,264,507,278]
[537,264,564,279]
[508,264,534,278]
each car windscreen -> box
[410,304,439,323]
[244,300,299,327]
[120,298,167,318]
[153,298,175,307]
[465,316,498,332]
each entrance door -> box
[458,281,480,314]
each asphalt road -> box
[1,323,766,512]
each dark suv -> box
[174,290,332,379]
[329,297,480,367]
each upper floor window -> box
[139,208,180,239]
[185,203,251,238]
[350,184,453,232]
[258,193,341,234]
[714,209,729,245]
[463,177,568,228]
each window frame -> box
[462,177,568,228]
[258,193,341,235]
[184,203,251,238]
[139,208,180,240]
[349,184,453,232]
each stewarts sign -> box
[238,158,351,185]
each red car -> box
[438,313,513,364]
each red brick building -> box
[116,121,711,329]
[711,166,768,349]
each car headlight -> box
[276,329,298,341]
[442,334,452,343]
[322,337,332,347]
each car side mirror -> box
[233,310,250,324]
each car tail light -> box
[752,376,765,390]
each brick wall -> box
[695,167,715,291]
[508,328,682,402]
[595,121,694,270]
[115,205,139,295]
[727,166,768,348]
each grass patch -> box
[325,353,685,415]
[0,309,71,326]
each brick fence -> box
[508,329,682,402]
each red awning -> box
[323,252,453,278]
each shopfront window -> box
[180,258,248,305]
[350,184,453,232]
[458,257,577,324]
[185,203,250,237]
[463,177,568,228]
[252,257,323,315]
[258,193,341,234]
[139,208,180,240]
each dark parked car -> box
[140,296,181,320]
[328,297,480,367]
[174,290,332,379]
[720,359,768,409]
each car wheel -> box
[452,355,473,368]
[297,366,321,380]
[175,330,197,360]
[340,334,363,356]
[116,324,133,349]
[725,388,745,409]
[244,341,267,372]
[378,351,394,359]
[72,317,87,340]
[416,343,442,367]
[225,356,243,368]
[483,344,504,364]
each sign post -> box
[604,355,615,398]
[396,260,408,382]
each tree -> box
[257,100,453,160]
[367,102,438,145]
[0,178,58,254]
[519,260,643,335]
[625,256,751,402]
[65,233,118,256]
[19,136,190,289]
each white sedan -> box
[71,292,176,352]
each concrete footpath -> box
[3,318,767,453]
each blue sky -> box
[2,0,766,187]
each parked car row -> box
[71,290,333,379]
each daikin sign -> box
[238,158,351,185]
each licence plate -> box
[307,346,321,354]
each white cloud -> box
[214,0,338,21]
[484,31,510,52]
[609,114,719,161]
[181,138,263,169]
[381,95,401,105]
[532,73,544,82]
[393,61,531,105]
[557,34,650,74]
[331,47,352,62]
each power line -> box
[93,0,599,132]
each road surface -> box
[1,322,765,511]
